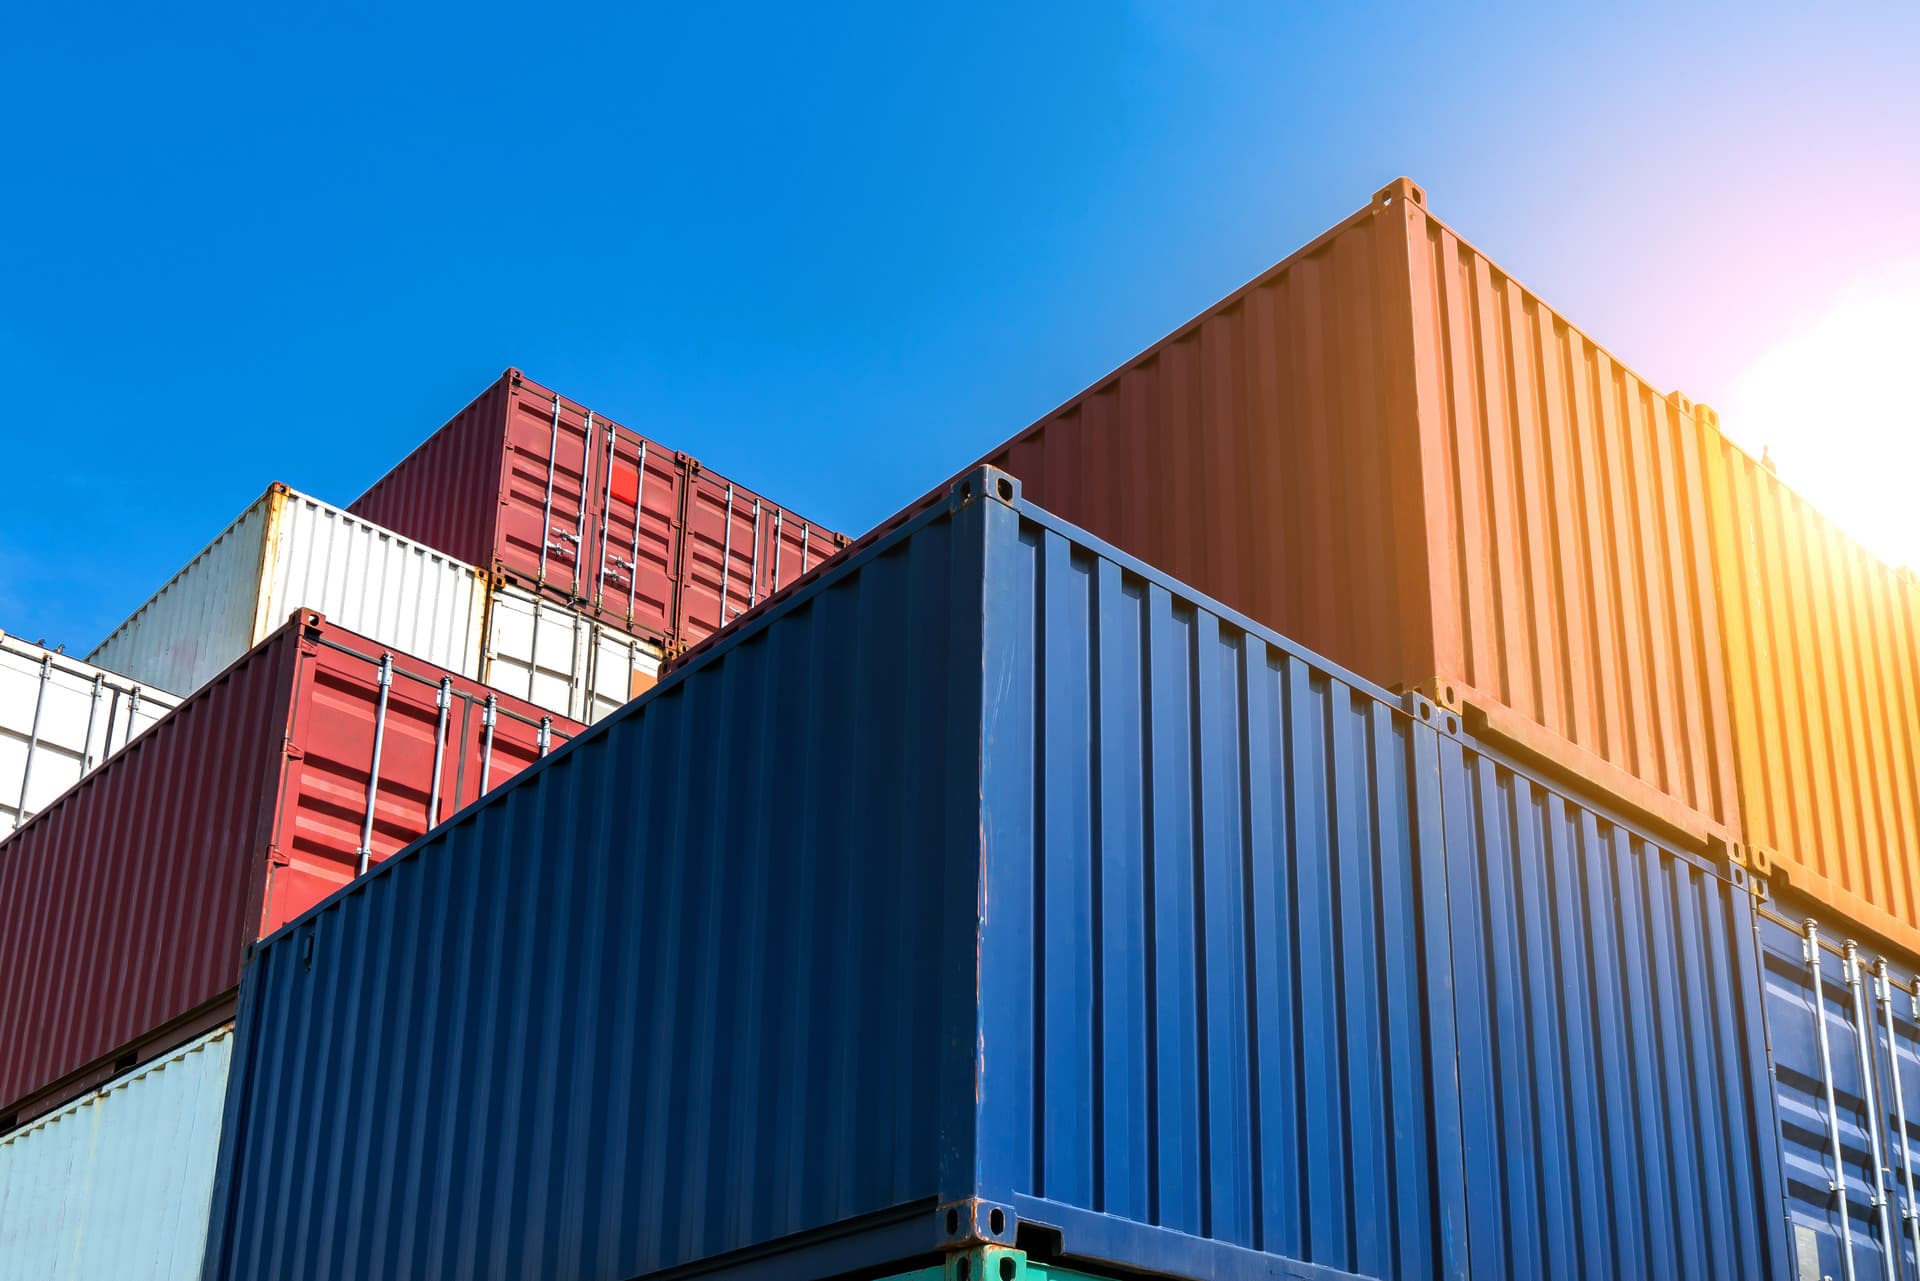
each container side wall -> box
[0,1027,231,1281]
[980,196,1436,712]
[347,372,511,573]
[203,505,986,1281]
[0,632,293,1119]
[971,507,1469,1279]
[260,491,487,680]
[1402,215,1737,836]
[1435,742,1783,1281]
[481,583,663,724]
[1705,419,1920,948]
[1756,906,1920,1281]
[0,635,181,831]
[88,492,275,695]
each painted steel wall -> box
[90,484,487,695]
[1755,904,1920,1281]
[1,632,177,832]
[1701,410,1920,952]
[349,368,844,650]
[481,582,661,724]
[205,474,1785,1281]
[0,614,573,1128]
[0,1027,231,1280]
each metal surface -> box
[348,367,844,650]
[89,483,487,696]
[1700,408,1920,951]
[0,1026,232,1281]
[1759,904,1920,1281]
[205,472,1785,1281]
[480,581,663,724]
[0,632,178,831]
[0,613,573,1129]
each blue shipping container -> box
[1757,899,1920,1281]
[203,469,1789,1281]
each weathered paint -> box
[205,472,1785,1281]
[0,1027,231,1280]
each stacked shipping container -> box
[349,367,847,653]
[1,632,178,831]
[0,612,575,1129]
[91,483,660,726]
[201,474,1788,1281]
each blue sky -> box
[3,2,1916,649]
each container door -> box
[582,624,661,725]
[673,467,766,648]
[497,385,596,600]
[584,421,683,644]
[758,502,836,602]
[1758,909,1917,1281]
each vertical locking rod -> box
[13,655,52,829]
[538,393,562,585]
[427,676,452,829]
[1809,921,1860,1281]
[1878,961,1920,1275]
[479,694,498,794]
[1847,944,1901,1270]
[355,653,395,877]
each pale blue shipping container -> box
[203,469,1790,1280]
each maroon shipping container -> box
[0,611,577,1128]
[349,369,846,651]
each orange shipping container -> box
[1698,410,1920,951]
[981,178,1741,856]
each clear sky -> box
[3,2,1916,650]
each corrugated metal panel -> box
[1,632,178,831]
[1430,739,1781,1280]
[699,180,1737,858]
[90,484,488,696]
[0,1027,231,1280]
[1756,903,1920,1281]
[480,581,662,724]
[0,614,574,1128]
[347,368,844,651]
[206,472,1786,1281]
[1701,411,1920,951]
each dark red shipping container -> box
[0,611,576,1129]
[349,368,846,651]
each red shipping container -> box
[0,611,577,1128]
[349,369,846,652]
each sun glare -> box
[1719,259,1920,571]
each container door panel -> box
[1759,911,1909,1281]
[498,386,595,598]
[1876,965,1920,1280]
[589,425,682,642]
[675,470,763,647]
[759,503,835,602]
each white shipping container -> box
[481,582,662,724]
[1,633,179,832]
[91,484,663,729]
[90,483,489,695]
[0,1027,231,1281]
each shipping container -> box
[91,483,487,696]
[0,612,575,1130]
[1,632,178,831]
[480,580,660,722]
[1699,408,1920,953]
[693,178,1741,870]
[204,470,1786,1281]
[90,483,660,725]
[1753,898,1920,1281]
[0,1027,231,1280]
[348,368,846,651]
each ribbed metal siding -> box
[204,510,981,1281]
[1433,741,1781,1280]
[1,633,179,831]
[1703,414,1920,952]
[0,1027,231,1280]
[1756,907,1920,1281]
[90,485,488,697]
[973,518,1467,1279]
[348,374,511,573]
